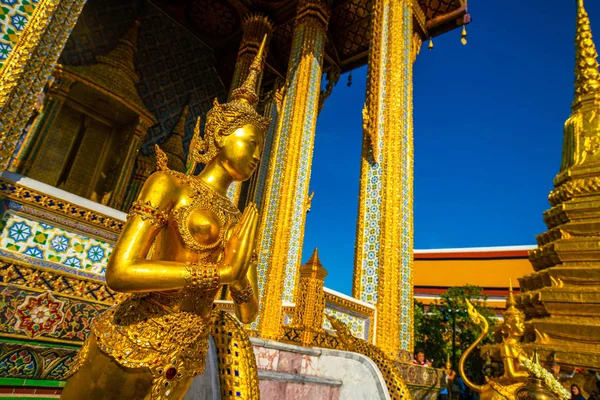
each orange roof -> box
[414,245,535,290]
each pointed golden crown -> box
[574,0,600,100]
[503,279,524,321]
[188,35,271,168]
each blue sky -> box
[301,0,600,295]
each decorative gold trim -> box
[211,310,260,400]
[548,177,600,206]
[324,291,375,317]
[184,262,220,290]
[230,280,254,304]
[128,200,169,228]
[0,178,124,233]
[0,0,87,170]
[0,258,123,305]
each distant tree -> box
[414,285,497,384]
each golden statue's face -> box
[509,316,525,336]
[220,124,264,181]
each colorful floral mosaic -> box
[0,341,77,380]
[0,286,107,342]
[0,212,113,275]
[0,0,38,68]
[15,291,64,338]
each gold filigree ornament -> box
[189,36,270,167]
[230,280,254,304]
[128,200,169,228]
[92,294,212,399]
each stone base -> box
[251,338,390,400]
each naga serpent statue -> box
[459,282,569,400]
[61,37,270,400]
[327,314,412,400]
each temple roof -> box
[153,0,469,90]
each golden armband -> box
[230,280,254,304]
[184,262,220,290]
[128,200,169,228]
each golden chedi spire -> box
[574,0,600,101]
[231,35,267,107]
[517,2,600,371]
[289,248,328,347]
[300,247,327,279]
[160,105,188,173]
[503,279,523,321]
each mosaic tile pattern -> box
[357,0,388,306]
[282,32,324,303]
[6,200,120,242]
[254,45,300,327]
[0,286,107,342]
[0,0,38,69]
[354,1,414,351]
[399,0,414,352]
[0,212,112,275]
[58,0,227,154]
[0,341,77,380]
[323,305,370,340]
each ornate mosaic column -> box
[8,73,75,174]
[256,0,330,339]
[226,14,273,205]
[0,0,87,170]
[352,0,417,357]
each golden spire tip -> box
[231,34,269,107]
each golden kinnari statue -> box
[459,281,570,400]
[61,37,270,400]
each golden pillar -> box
[226,14,273,205]
[352,0,417,357]
[0,0,87,170]
[8,73,75,174]
[256,0,330,339]
[290,248,328,346]
[517,0,600,369]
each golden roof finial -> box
[231,35,267,107]
[503,278,524,320]
[574,0,600,99]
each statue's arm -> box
[230,277,259,323]
[106,171,195,293]
[503,350,529,380]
